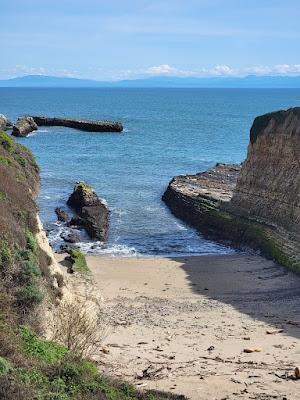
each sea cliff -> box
[163,108,300,273]
[0,130,184,400]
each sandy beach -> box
[56,253,300,399]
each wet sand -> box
[56,254,300,399]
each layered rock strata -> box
[67,181,109,241]
[163,108,300,274]
[232,108,300,234]
[30,115,123,133]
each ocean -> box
[1,88,300,256]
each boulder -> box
[0,114,11,131]
[67,181,109,241]
[60,230,81,243]
[55,207,70,222]
[12,116,38,137]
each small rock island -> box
[67,181,110,242]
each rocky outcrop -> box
[30,115,123,133]
[12,116,38,137]
[67,181,109,241]
[0,114,12,131]
[163,108,300,274]
[162,164,241,240]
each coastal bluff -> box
[163,107,300,273]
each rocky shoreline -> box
[163,108,300,274]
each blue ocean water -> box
[1,88,300,256]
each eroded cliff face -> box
[163,107,300,273]
[232,108,300,233]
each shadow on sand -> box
[169,254,300,340]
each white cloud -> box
[2,63,300,81]
[145,64,179,75]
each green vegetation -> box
[77,181,93,191]
[0,130,15,152]
[68,248,89,273]
[0,155,12,165]
[0,191,7,201]
[0,356,12,375]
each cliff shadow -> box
[170,254,300,340]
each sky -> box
[1,0,300,80]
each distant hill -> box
[1,74,300,88]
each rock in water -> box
[67,181,109,241]
[12,116,38,137]
[29,116,123,133]
[55,207,70,222]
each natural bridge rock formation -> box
[30,115,123,133]
[163,108,300,273]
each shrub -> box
[0,191,7,201]
[0,356,11,375]
[17,284,43,309]
[25,230,38,253]
[18,259,41,284]
[0,155,12,165]
[0,240,12,269]
[50,302,107,357]
[0,131,14,152]
[67,249,89,273]
[14,155,26,168]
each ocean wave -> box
[123,128,130,132]
[78,242,138,257]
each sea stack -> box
[67,181,109,241]
[163,107,300,273]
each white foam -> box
[78,242,138,257]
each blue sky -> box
[1,0,300,80]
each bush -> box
[0,356,12,375]
[0,155,12,165]
[17,284,43,309]
[18,259,41,284]
[0,191,7,201]
[0,131,14,152]
[50,302,107,358]
[0,240,12,269]
[25,230,38,253]
[67,249,89,273]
